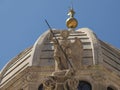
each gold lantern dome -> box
[66,8,78,28]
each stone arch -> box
[107,86,117,90]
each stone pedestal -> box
[43,69,78,90]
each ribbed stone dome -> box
[0,28,120,89]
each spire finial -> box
[66,5,78,29]
[68,7,75,18]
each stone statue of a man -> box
[53,31,71,71]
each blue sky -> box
[0,0,120,70]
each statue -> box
[44,30,83,90]
[52,31,83,71]
[52,30,71,71]
[69,37,83,70]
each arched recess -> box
[107,86,117,90]
[38,84,44,90]
[77,81,92,90]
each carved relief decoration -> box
[43,76,79,90]
[91,71,105,81]
[27,72,38,82]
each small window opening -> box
[38,84,44,90]
[77,81,92,90]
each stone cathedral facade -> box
[0,9,120,90]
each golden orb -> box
[66,8,78,29]
[66,17,78,28]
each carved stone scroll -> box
[43,76,79,90]
[64,78,79,90]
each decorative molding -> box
[91,71,105,81]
